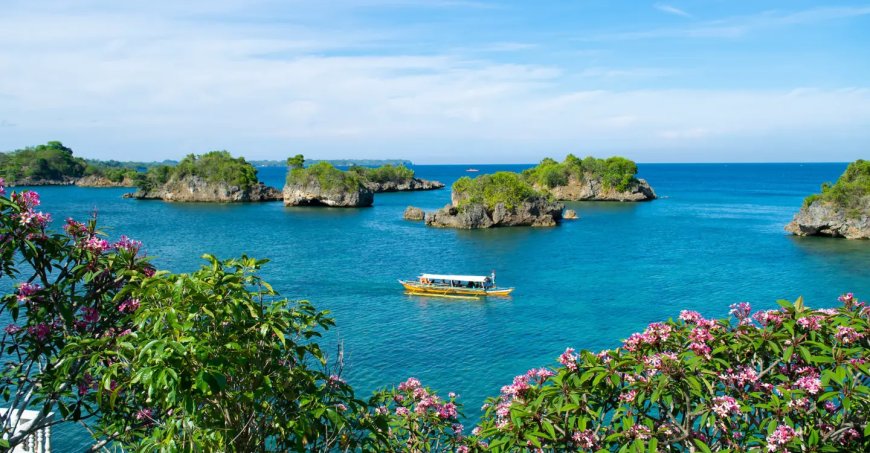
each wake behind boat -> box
[399,273,514,298]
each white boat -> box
[399,273,513,298]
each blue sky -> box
[0,0,868,163]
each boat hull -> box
[399,280,513,297]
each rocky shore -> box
[425,197,564,228]
[283,180,373,207]
[785,199,870,239]
[129,176,281,202]
[8,176,135,187]
[537,176,656,202]
[364,178,444,193]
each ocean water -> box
[10,163,870,448]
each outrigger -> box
[399,273,514,298]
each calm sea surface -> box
[11,163,870,448]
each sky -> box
[0,0,868,163]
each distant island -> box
[251,158,413,167]
[425,172,564,228]
[283,155,443,207]
[0,141,142,187]
[284,156,373,207]
[129,151,281,202]
[785,159,870,239]
[522,155,656,202]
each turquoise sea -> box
[11,163,870,448]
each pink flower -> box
[398,377,422,391]
[766,425,795,451]
[395,406,409,416]
[619,389,637,403]
[796,316,822,331]
[627,425,651,440]
[113,235,142,254]
[712,396,740,417]
[135,408,153,422]
[451,423,463,435]
[16,282,41,302]
[457,446,469,453]
[729,302,752,323]
[84,236,109,254]
[81,307,100,323]
[437,402,458,419]
[27,323,51,341]
[13,191,40,209]
[375,406,388,415]
[336,403,347,411]
[0,177,5,196]
[824,401,837,413]
[572,430,597,448]
[679,310,703,323]
[328,374,345,385]
[558,347,578,370]
[5,324,21,335]
[794,375,822,395]
[623,322,673,352]
[64,218,87,238]
[753,310,784,327]
[834,326,864,344]
[838,292,854,304]
[471,427,481,436]
[689,342,711,359]
[118,298,140,313]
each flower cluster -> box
[765,424,796,451]
[622,322,672,352]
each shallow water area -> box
[9,163,870,448]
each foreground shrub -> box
[469,297,869,451]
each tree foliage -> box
[452,172,541,211]
[523,154,640,191]
[286,161,364,192]
[349,164,416,184]
[0,141,87,182]
[804,160,870,216]
[136,151,259,191]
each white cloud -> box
[654,3,692,18]
[0,2,868,163]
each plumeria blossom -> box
[766,425,796,451]
[729,302,753,325]
[118,298,140,313]
[16,282,41,302]
[113,235,143,255]
[834,326,864,344]
[84,236,110,254]
[558,347,578,370]
[712,396,741,417]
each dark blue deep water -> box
[10,163,870,448]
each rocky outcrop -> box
[536,176,656,202]
[785,199,870,239]
[425,198,564,229]
[75,175,135,188]
[364,178,444,193]
[130,176,281,202]
[283,180,373,207]
[404,206,425,221]
[563,209,578,220]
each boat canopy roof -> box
[420,274,489,283]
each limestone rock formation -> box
[75,175,135,188]
[537,176,656,202]
[403,206,425,221]
[283,179,373,207]
[785,199,870,239]
[365,178,444,193]
[563,209,578,219]
[130,176,281,202]
[425,197,564,229]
